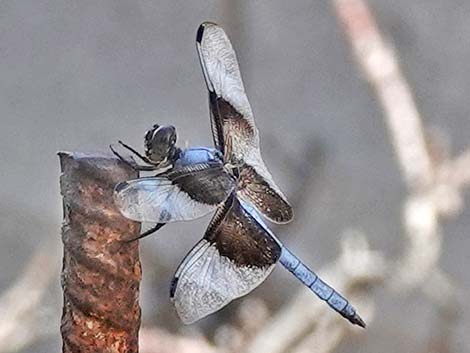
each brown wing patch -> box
[165,163,236,205]
[237,165,293,224]
[209,93,255,159]
[208,91,225,153]
[204,196,281,267]
[216,97,255,138]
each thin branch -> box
[332,0,434,191]
[331,0,466,294]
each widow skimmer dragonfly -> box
[112,22,365,328]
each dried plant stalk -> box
[59,152,142,353]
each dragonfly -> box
[111,22,365,328]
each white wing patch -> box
[197,23,254,122]
[171,239,275,324]
[114,178,215,223]
[197,22,259,155]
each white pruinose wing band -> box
[114,177,215,223]
[197,22,259,154]
[170,239,275,324]
[197,22,253,120]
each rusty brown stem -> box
[59,152,142,353]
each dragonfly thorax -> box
[174,147,224,169]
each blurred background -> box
[0,1,469,352]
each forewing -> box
[196,22,257,159]
[170,196,282,324]
[197,22,293,223]
[114,163,235,223]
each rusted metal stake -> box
[59,152,141,353]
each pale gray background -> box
[0,1,469,352]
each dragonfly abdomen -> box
[279,247,366,328]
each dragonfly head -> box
[144,124,178,166]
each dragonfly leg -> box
[124,223,166,242]
[109,144,156,171]
[118,140,155,165]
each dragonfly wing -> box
[237,163,293,223]
[114,177,214,223]
[197,22,293,223]
[170,195,281,324]
[114,163,235,223]
[197,22,255,157]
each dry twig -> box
[331,0,467,294]
[333,0,434,191]
[332,1,468,351]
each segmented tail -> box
[279,247,366,328]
